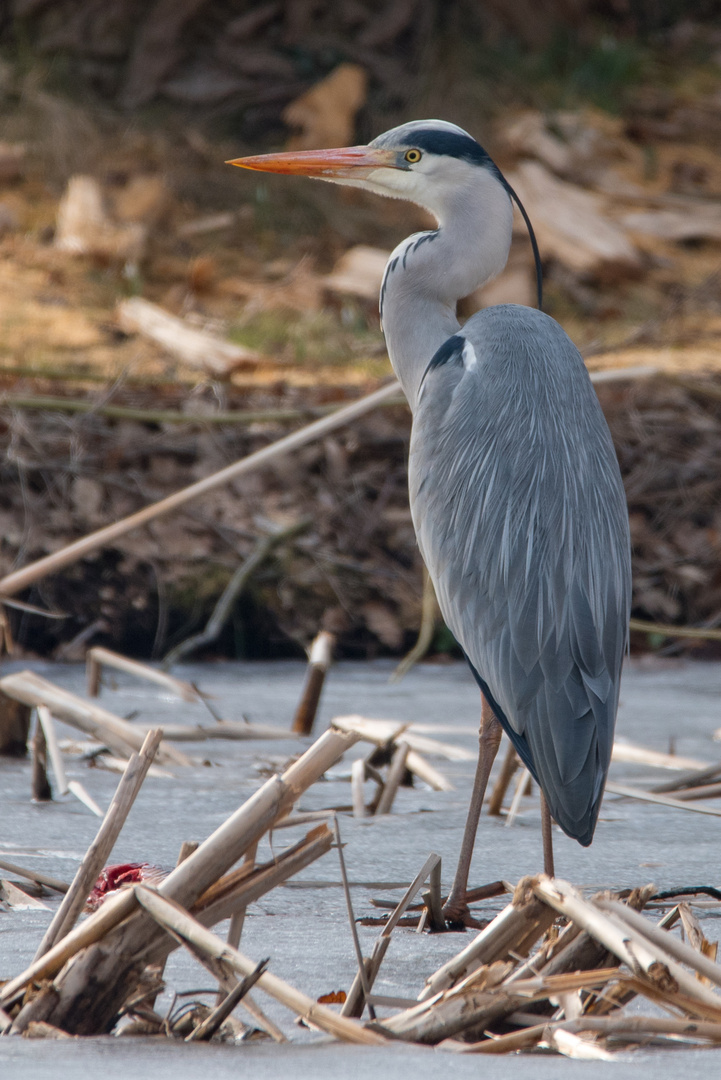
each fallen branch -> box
[0,380,403,599]
[605,782,721,817]
[163,520,309,667]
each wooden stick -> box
[291,631,334,735]
[186,959,268,1041]
[37,707,68,796]
[0,381,403,598]
[134,886,386,1045]
[375,740,410,815]
[605,782,721,817]
[0,858,69,894]
[441,1014,721,1054]
[0,671,189,766]
[670,781,721,801]
[651,760,721,794]
[33,729,163,960]
[86,647,201,702]
[163,520,309,668]
[67,780,104,817]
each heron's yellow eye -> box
[404,149,422,164]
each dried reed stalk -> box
[34,729,163,960]
[86,647,201,702]
[0,670,188,766]
[291,630,334,735]
[134,886,386,1045]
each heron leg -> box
[442,693,502,928]
[540,790,555,878]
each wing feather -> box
[411,306,631,845]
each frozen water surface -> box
[1,657,721,1078]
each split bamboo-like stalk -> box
[291,630,334,735]
[134,885,386,1045]
[86,647,201,702]
[17,729,358,1033]
[533,877,721,1011]
[0,670,189,766]
[405,749,453,792]
[0,381,402,598]
[596,898,721,989]
[34,729,163,960]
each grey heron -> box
[229,119,632,927]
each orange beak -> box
[226,145,398,179]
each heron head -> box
[227,120,509,221]
[228,120,542,306]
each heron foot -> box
[440,897,488,931]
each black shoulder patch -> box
[419,334,465,393]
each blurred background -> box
[0,0,720,665]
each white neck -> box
[380,169,513,411]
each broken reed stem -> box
[0,381,403,598]
[31,717,51,802]
[187,960,268,1042]
[629,617,721,642]
[351,758,367,817]
[0,670,189,766]
[596,898,721,989]
[134,886,386,1045]
[8,730,357,1034]
[33,729,164,960]
[291,630,335,735]
[162,519,309,668]
[37,707,68,796]
[86,647,200,702]
[533,877,721,1011]
[487,740,519,816]
[0,858,69,894]
[605,782,721,817]
[375,740,410,815]
[420,878,555,1001]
